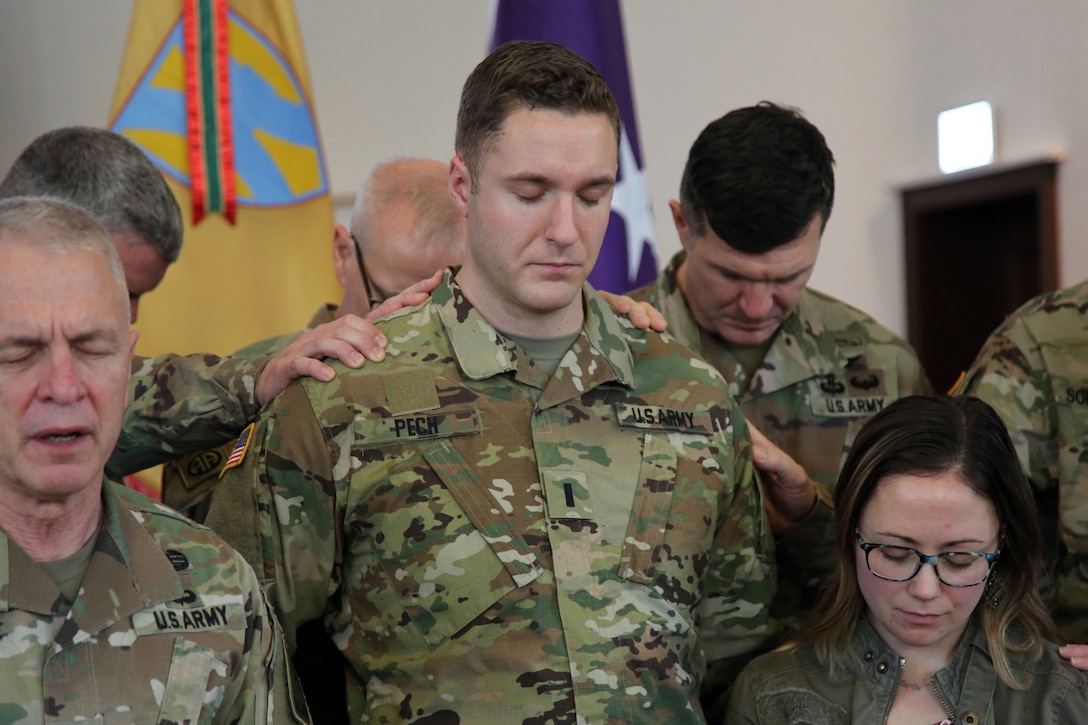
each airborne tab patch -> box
[613,404,714,434]
[179,446,227,489]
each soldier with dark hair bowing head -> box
[631,103,933,634]
[208,40,809,723]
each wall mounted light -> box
[938,101,995,174]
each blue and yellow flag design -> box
[110,0,339,357]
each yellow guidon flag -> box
[110,0,339,358]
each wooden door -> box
[901,160,1059,392]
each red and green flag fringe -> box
[183,0,236,225]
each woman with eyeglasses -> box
[725,395,1088,724]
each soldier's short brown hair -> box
[455,40,620,189]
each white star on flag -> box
[610,125,655,284]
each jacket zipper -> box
[883,657,956,724]
[932,680,956,723]
[883,657,906,725]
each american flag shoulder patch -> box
[219,423,255,478]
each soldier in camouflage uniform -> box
[1,480,307,724]
[631,103,931,632]
[163,159,463,725]
[208,41,792,723]
[106,157,655,511]
[160,157,464,519]
[0,197,306,724]
[956,278,1088,641]
[153,306,336,519]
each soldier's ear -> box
[669,200,694,251]
[449,156,472,217]
[332,225,354,288]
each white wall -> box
[2,0,1084,346]
[896,0,1088,289]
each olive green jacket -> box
[725,619,1088,724]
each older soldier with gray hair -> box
[208,40,805,723]
[0,196,306,723]
[0,126,183,322]
[0,126,401,490]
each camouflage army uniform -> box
[160,305,338,519]
[957,278,1088,640]
[107,352,272,480]
[631,252,932,627]
[210,270,775,724]
[0,480,306,724]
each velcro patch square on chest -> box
[383,368,440,415]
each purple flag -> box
[490,0,658,293]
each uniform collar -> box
[431,268,637,391]
[0,528,61,615]
[647,251,702,354]
[0,482,185,643]
[654,251,848,395]
[750,291,849,393]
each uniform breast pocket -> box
[57,636,225,725]
[618,428,718,608]
[348,440,543,650]
[154,637,226,724]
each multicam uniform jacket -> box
[210,271,776,724]
[631,252,932,628]
[957,279,1088,640]
[0,481,305,724]
[106,352,273,481]
[159,305,337,519]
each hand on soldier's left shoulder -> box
[1060,644,1088,671]
[748,421,818,536]
[366,270,443,320]
[598,290,668,332]
[256,315,389,405]
[254,270,447,404]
